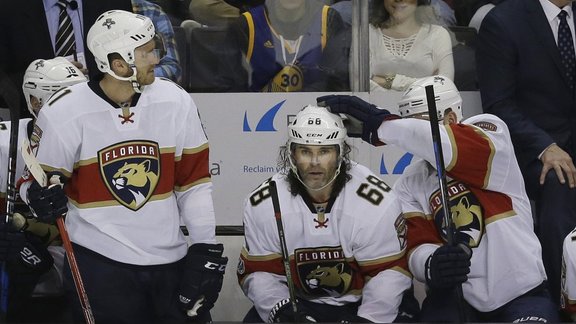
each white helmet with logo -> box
[397,75,463,121]
[288,105,346,155]
[22,57,87,118]
[87,10,160,91]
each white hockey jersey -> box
[381,114,547,312]
[238,163,412,323]
[562,227,576,315]
[27,78,216,265]
[0,118,31,212]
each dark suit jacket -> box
[0,0,132,117]
[476,0,576,172]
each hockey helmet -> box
[22,57,87,118]
[87,10,164,89]
[288,105,346,156]
[287,105,346,184]
[397,75,463,121]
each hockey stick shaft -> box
[21,138,95,324]
[425,85,467,322]
[268,180,299,318]
[425,85,455,246]
[0,70,20,319]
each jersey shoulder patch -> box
[472,121,498,132]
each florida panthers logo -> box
[295,247,354,297]
[430,181,484,247]
[98,141,160,211]
[305,263,352,297]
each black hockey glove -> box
[6,232,53,275]
[317,95,400,146]
[26,172,68,224]
[269,298,318,323]
[178,243,228,319]
[425,244,472,290]
[1,218,53,274]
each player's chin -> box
[138,73,155,85]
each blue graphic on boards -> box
[380,152,414,175]
[243,100,286,132]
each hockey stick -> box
[21,138,95,324]
[0,70,20,319]
[425,85,467,322]
[268,180,300,321]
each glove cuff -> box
[268,298,293,323]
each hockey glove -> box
[425,244,472,290]
[6,232,53,275]
[269,298,318,323]
[178,243,228,319]
[26,172,68,224]
[317,95,400,146]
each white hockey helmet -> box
[22,57,87,118]
[287,105,346,190]
[87,10,162,90]
[288,105,347,156]
[397,75,463,121]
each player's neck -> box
[307,187,332,204]
[99,76,136,107]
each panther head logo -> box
[112,160,159,210]
[451,196,483,247]
[305,263,352,297]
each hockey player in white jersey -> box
[0,57,86,322]
[561,227,576,320]
[238,105,419,323]
[319,75,559,322]
[18,10,227,323]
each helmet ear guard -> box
[22,57,87,118]
[397,75,463,122]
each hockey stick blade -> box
[21,138,47,187]
[19,138,95,324]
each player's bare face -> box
[134,40,160,85]
[293,145,339,190]
[384,0,417,22]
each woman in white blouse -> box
[369,0,454,92]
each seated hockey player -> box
[237,105,419,323]
[0,56,87,322]
[318,75,559,322]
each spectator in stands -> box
[0,0,133,118]
[132,0,182,83]
[148,0,192,25]
[188,0,240,26]
[228,0,350,92]
[368,0,454,92]
[476,0,576,309]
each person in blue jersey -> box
[227,0,350,92]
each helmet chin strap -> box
[289,156,343,192]
[108,65,144,93]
